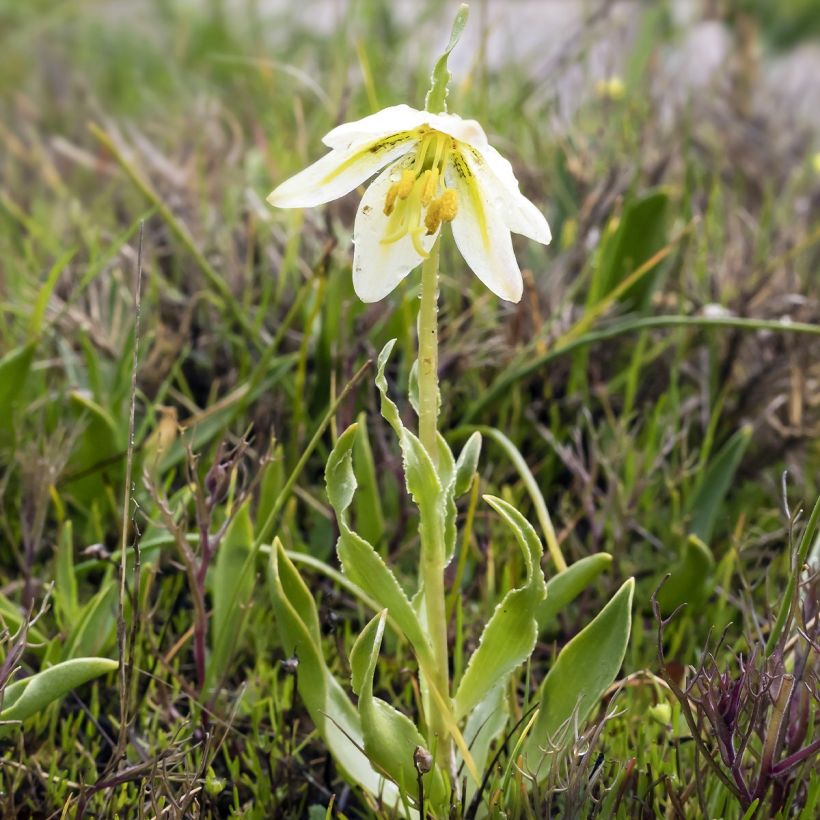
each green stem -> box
[418,240,441,465]
[417,238,452,767]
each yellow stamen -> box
[397,169,415,199]
[381,132,456,247]
[421,167,439,206]
[438,188,458,222]
[384,183,399,215]
[424,200,441,235]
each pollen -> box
[438,188,458,222]
[384,184,399,215]
[420,168,439,206]
[397,169,416,199]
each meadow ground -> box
[0,0,818,817]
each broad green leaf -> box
[326,425,433,667]
[0,657,117,727]
[454,432,482,498]
[524,578,634,775]
[657,534,715,611]
[54,521,80,630]
[537,553,612,630]
[63,582,117,660]
[351,611,448,807]
[454,496,546,720]
[208,501,254,690]
[352,414,386,548]
[688,424,752,543]
[267,539,397,805]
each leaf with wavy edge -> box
[351,611,449,809]
[454,495,546,720]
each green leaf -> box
[54,521,80,630]
[591,190,669,310]
[536,553,612,630]
[63,582,117,660]
[425,3,470,113]
[0,341,36,440]
[657,534,715,611]
[462,684,508,797]
[63,391,123,505]
[463,425,566,571]
[325,424,433,667]
[0,657,117,727]
[0,593,48,651]
[208,501,255,690]
[350,611,448,806]
[454,431,481,498]
[524,578,634,775]
[352,414,386,547]
[376,341,450,568]
[688,424,753,543]
[267,539,398,804]
[454,496,546,720]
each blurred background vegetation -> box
[0,0,818,816]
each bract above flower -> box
[267,104,551,303]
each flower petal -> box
[446,151,523,303]
[424,111,489,150]
[352,158,438,303]
[465,144,551,245]
[322,104,430,149]
[267,134,417,209]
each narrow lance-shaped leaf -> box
[54,521,80,630]
[375,340,452,566]
[350,611,449,809]
[0,657,117,728]
[688,424,753,544]
[267,539,397,805]
[453,495,546,720]
[208,501,255,690]
[326,424,434,669]
[524,578,634,776]
[453,431,482,498]
[537,553,612,630]
[352,414,386,547]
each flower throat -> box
[382,130,459,257]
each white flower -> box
[267,104,551,303]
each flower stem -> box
[417,238,452,768]
[418,240,440,465]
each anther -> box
[397,169,416,199]
[420,168,439,206]
[424,200,441,235]
[384,183,399,216]
[438,188,458,222]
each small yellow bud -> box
[813,152,820,175]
